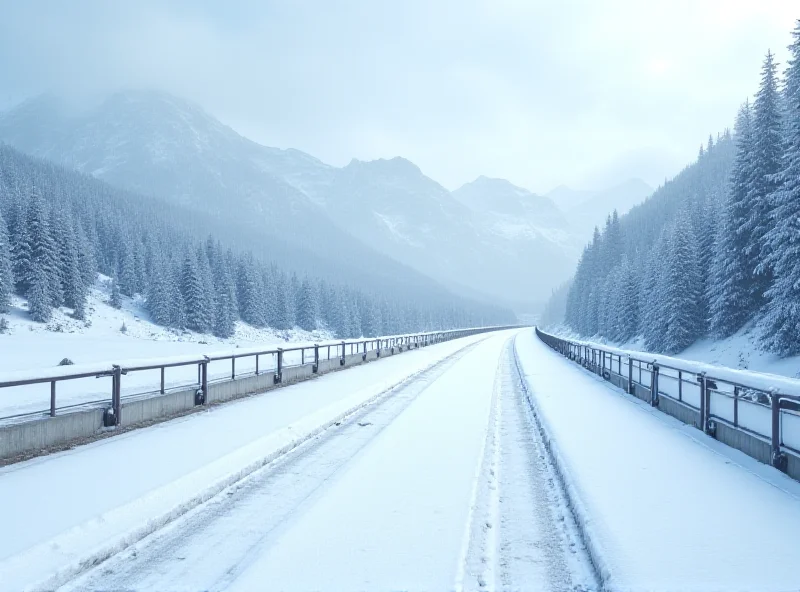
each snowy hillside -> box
[0,274,332,375]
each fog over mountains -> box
[0,90,652,312]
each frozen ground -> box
[516,329,800,592]
[6,327,799,592]
[0,329,598,592]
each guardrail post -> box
[313,344,320,372]
[231,356,236,380]
[771,391,787,471]
[697,372,706,431]
[50,380,56,417]
[274,348,283,384]
[362,341,367,362]
[197,357,208,405]
[255,354,259,376]
[107,364,122,427]
[649,363,659,407]
[628,357,634,394]
[340,341,346,366]
[160,367,165,394]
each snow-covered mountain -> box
[453,176,570,244]
[316,160,576,310]
[0,91,583,311]
[0,91,336,244]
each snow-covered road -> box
[516,330,800,592]
[1,330,596,591]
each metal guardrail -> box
[536,328,800,474]
[0,326,521,427]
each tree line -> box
[561,21,800,356]
[0,145,512,338]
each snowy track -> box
[25,330,595,592]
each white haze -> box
[0,0,796,193]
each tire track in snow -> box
[59,340,482,592]
[463,338,598,591]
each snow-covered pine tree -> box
[296,277,318,332]
[9,195,31,294]
[61,212,88,318]
[118,239,138,297]
[760,21,800,355]
[236,255,265,327]
[709,102,756,337]
[273,270,294,331]
[745,51,783,303]
[181,252,211,333]
[110,272,122,309]
[195,245,215,332]
[168,259,187,329]
[28,262,52,322]
[0,210,14,313]
[661,212,703,354]
[616,254,639,342]
[26,186,58,319]
[640,231,668,352]
[206,239,236,339]
[146,255,173,326]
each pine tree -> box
[296,277,318,331]
[10,196,31,294]
[181,252,210,333]
[709,102,756,337]
[25,187,58,318]
[745,51,783,302]
[662,213,703,353]
[616,255,639,342]
[760,22,800,355]
[110,273,122,309]
[0,210,14,313]
[146,255,173,326]
[273,271,294,330]
[28,263,52,322]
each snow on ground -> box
[0,276,335,418]
[516,329,800,592]
[0,329,598,591]
[0,332,495,591]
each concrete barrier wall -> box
[0,328,506,462]
[0,408,105,460]
[122,389,196,426]
[657,396,701,429]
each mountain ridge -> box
[0,90,652,311]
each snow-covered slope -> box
[0,275,332,374]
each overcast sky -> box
[0,0,797,193]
